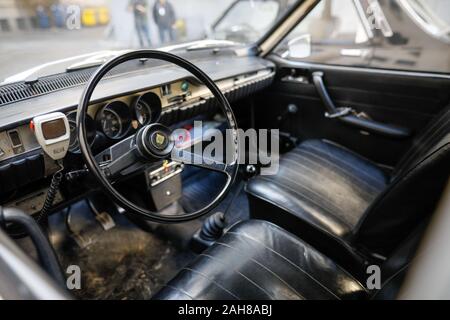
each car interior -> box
[0,0,449,300]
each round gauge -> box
[101,109,122,139]
[69,120,78,150]
[96,101,131,140]
[135,100,152,125]
[132,92,162,126]
[66,112,96,153]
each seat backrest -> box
[353,106,450,257]
[393,105,450,179]
[371,223,426,300]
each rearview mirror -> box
[288,34,311,59]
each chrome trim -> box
[149,162,184,187]
[354,0,375,39]
[270,55,450,80]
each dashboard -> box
[0,68,274,159]
[0,53,275,205]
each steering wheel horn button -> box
[136,123,174,159]
[152,131,169,150]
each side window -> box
[274,0,450,73]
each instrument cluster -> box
[67,91,162,153]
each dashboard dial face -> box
[69,120,77,151]
[67,112,96,153]
[135,100,152,126]
[132,92,162,127]
[96,101,131,140]
[100,109,123,139]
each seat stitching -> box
[164,284,194,300]
[199,253,276,300]
[396,118,450,175]
[282,157,376,202]
[255,177,352,229]
[299,143,385,185]
[273,165,354,215]
[207,245,305,300]
[289,149,383,193]
[268,168,354,216]
[227,231,342,299]
[296,144,377,181]
[395,113,449,173]
[410,111,449,152]
[290,151,381,195]
[228,222,368,291]
[258,176,353,229]
[182,267,240,300]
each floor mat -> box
[50,201,195,300]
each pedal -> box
[95,211,116,231]
[71,231,94,249]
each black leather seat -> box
[154,220,421,300]
[246,106,450,266]
[247,139,388,240]
[155,220,367,300]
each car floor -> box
[46,168,250,300]
[48,200,195,300]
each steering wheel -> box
[76,50,239,223]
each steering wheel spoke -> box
[95,135,144,181]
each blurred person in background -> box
[51,3,66,29]
[129,0,152,47]
[36,5,51,29]
[153,0,176,44]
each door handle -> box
[312,71,338,115]
[312,72,411,139]
[325,107,354,119]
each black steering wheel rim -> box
[76,50,240,223]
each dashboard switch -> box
[181,81,189,92]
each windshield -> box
[0,0,297,83]
[212,1,281,43]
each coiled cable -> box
[37,165,64,225]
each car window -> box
[0,0,299,83]
[214,1,280,37]
[210,0,298,43]
[274,0,450,74]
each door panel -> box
[254,56,450,166]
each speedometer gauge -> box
[96,101,131,140]
[135,100,152,125]
[101,109,122,139]
[132,92,162,126]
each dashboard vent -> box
[0,69,94,107]
[0,65,132,107]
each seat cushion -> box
[154,220,367,300]
[246,140,387,250]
